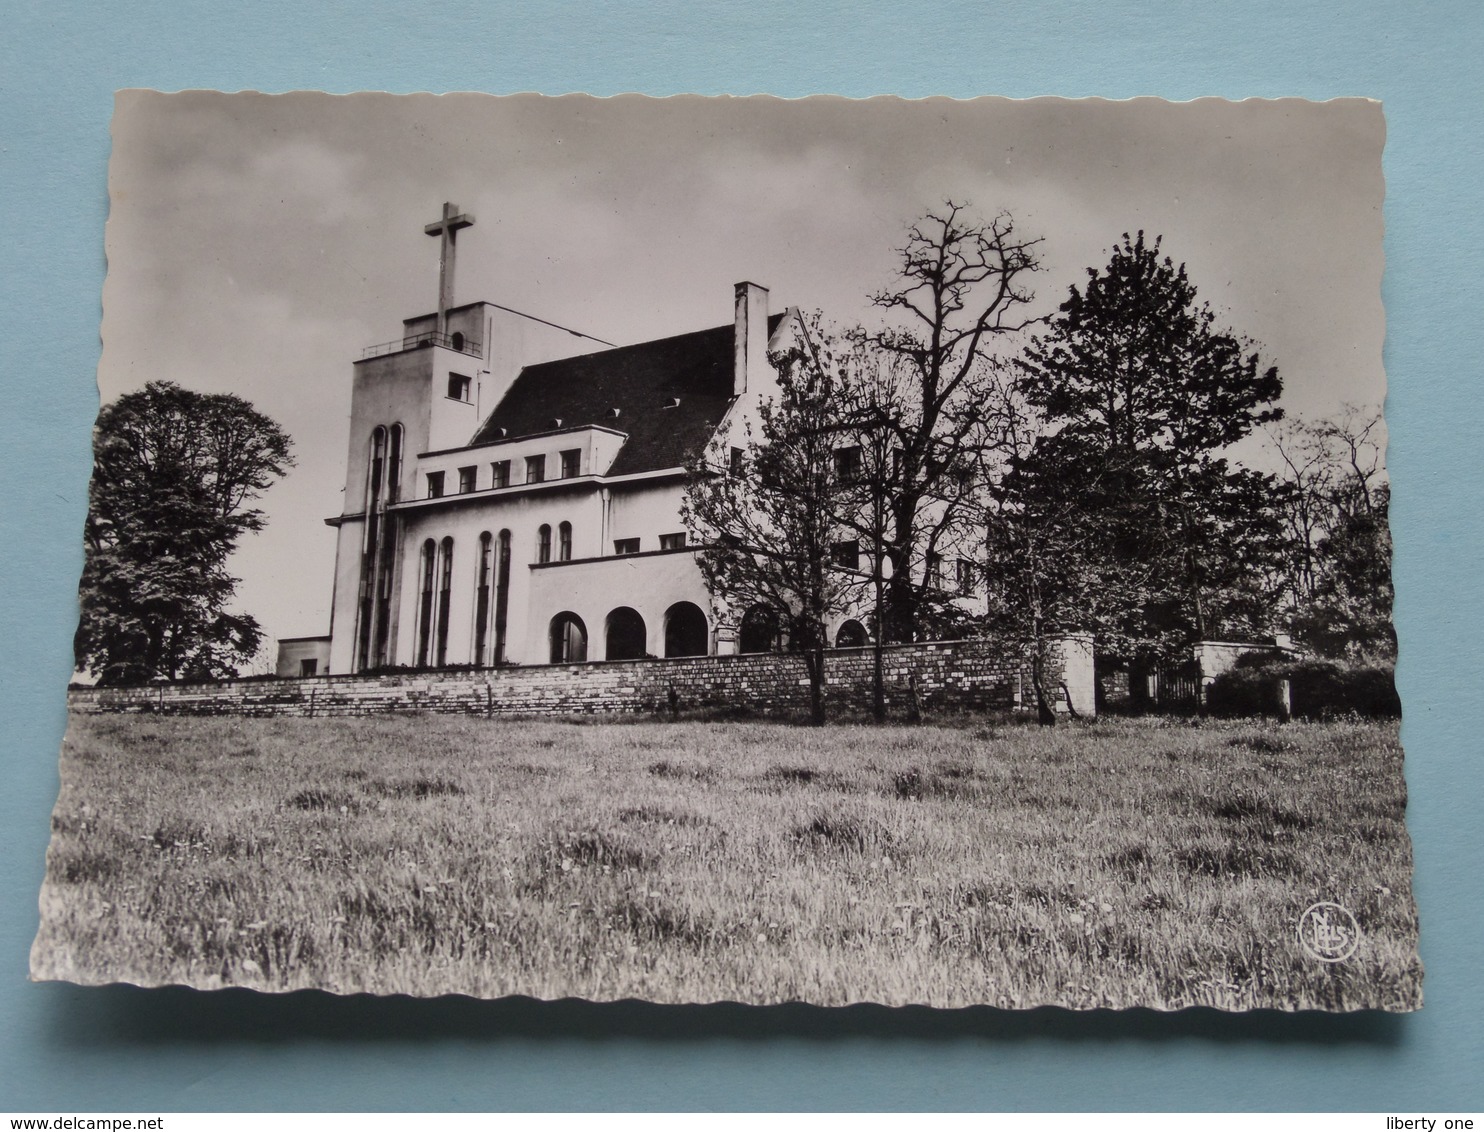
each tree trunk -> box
[808,645,827,726]
[871,546,886,722]
[1032,645,1057,726]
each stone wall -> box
[69,635,1094,720]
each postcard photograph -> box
[33,91,1417,1010]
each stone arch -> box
[835,619,868,648]
[738,603,782,654]
[605,607,647,661]
[549,611,588,663]
[664,601,709,658]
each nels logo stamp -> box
[1298,901,1362,963]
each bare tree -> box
[861,202,1043,642]
[1267,404,1392,659]
[783,315,985,720]
[682,313,855,724]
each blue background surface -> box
[2,0,1480,1111]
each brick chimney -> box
[733,281,769,396]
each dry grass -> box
[32,712,1420,1010]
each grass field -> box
[33,711,1421,1010]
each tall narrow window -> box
[367,427,387,512]
[458,465,477,493]
[357,427,388,671]
[416,539,436,666]
[926,551,943,589]
[374,426,396,667]
[558,521,572,562]
[494,529,511,663]
[729,446,744,477]
[426,471,445,498]
[537,524,552,564]
[435,536,454,666]
[387,424,404,503]
[474,532,492,665]
[491,460,510,488]
[373,530,395,668]
[560,448,581,478]
[526,454,546,484]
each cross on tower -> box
[424,202,475,339]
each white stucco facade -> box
[324,284,792,674]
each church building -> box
[314,204,811,675]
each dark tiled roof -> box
[471,315,783,477]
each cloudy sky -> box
[101,92,1386,646]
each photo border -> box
[2,0,1479,1111]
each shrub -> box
[1206,656,1399,719]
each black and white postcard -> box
[35,92,1417,1010]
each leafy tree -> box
[861,202,1043,643]
[76,381,293,685]
[1014,232,1286,658]
[682,313,854,724]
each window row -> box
[366,424,405,506]
[549,602,709,664]
[411,537,715,668]
[407,523,688,567]
[736,604,871,653]
[425,449,584,498]
[405,554,883,671]
[825,541,980,594]
[826,444,981,493]
[417,532,514,667]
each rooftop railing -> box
[361,331,484,360]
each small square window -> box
[956,558,978,595]
[426,471,445,498]
[560,448,581,478]
[833,446,862,484]
[457,465,477,493]
[299,658,319,678]
[659,532,687,550]
[831,540,860,570]
[526,455,546,484]
[447,373,472,402]
[613,538,640,556]
[491,460,510,488]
